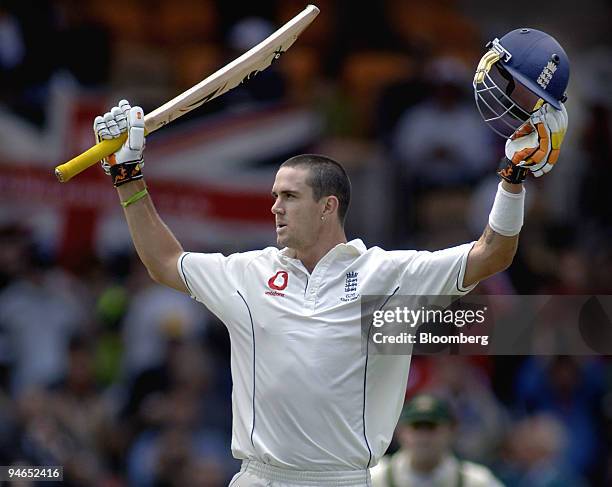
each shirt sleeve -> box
[392,242,478,296]
[176,250,259,323]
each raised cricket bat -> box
[54,4,320,182]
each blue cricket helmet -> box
[500,28,569,109]
[473,28,570,138]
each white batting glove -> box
[94,100,146,186]
[504,102,568,177]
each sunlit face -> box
[397,422,453,464]
[271,166,325,251]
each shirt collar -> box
[343,238,367,254]
[279,238,367,260]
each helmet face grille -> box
[473,63,540,138]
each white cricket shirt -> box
[177,239,476,471]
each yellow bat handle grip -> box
[54,134,127,182]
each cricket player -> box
[93,28,568,486]
[370,394,504,487]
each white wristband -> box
[488,182,525,236]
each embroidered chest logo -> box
[341,271,360,302]
[536,60,558,90]
[266,270,288,297]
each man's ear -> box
[322,195,339,218]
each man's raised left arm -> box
[463,103,568,288]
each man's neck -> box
[294,230,347,273]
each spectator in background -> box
[8,334,119,486]
[224,17,287,107]
[0,224,29,290]
[121,262,208,379]
[391,56,495,189]
[0,323,17,465]
[0,0,55,125]
[387,56,497,244]
[0,228,85,394]
[371,394,503,486]
[0,4,25,80]
[429,356,508,464]
[576,47,612,231]
[145,428,226,487]
[0,0,112,166]
[496,414,587,487]
[0,0,111,125]
[52,0,112,89]
[125,339,237,486]
[514,356,605,480]
[44,334,118,484]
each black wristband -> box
[110,161,143,187]
[497,157,528,184]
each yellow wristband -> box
[121,188,149,208]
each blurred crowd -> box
[0,0,611,486]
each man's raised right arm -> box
[95,100,187,293]
[116,180,187,292]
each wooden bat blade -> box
[145,4,319,134]
[54,4,320,183]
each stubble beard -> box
[277,231,292,248]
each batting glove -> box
[498,102,568,184]
[94,99,146,187]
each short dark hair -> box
[280,154,351,224]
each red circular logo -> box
[268,271,289,290]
